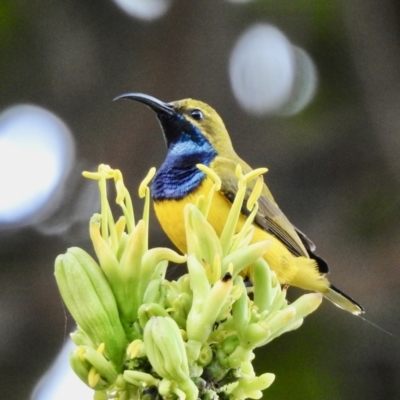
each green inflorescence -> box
[54,163,322,400]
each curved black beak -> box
[114,92,175,116]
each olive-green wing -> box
[211,155,310,258]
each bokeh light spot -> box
[0,105,75,227]
[278,46,318,116]
[31,340,93,400]
[113,0,171,21]
[229,24,317,116]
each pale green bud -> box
[157,379,182,399]
[230,373,275,399]
[123,370,159,388]
[228,346,254,369]
[69,347,94,388]
[260,294,322,346]
[158,378,199,400]
[219,181,247,256]
[186,254,211,313]
[198,343,213,367]
[244,322,271,348]
[143,316,189,382]
[186,339,202,363]
[69,346,118,390]
[266,307,297,334]
[70,328,95,348]
[216,346,230,368]
[189,362,204,378]
[141,248,186,299]
[126,339,145,359]
[252,258,274,312]
[187,273,233,344]
[222,334,240,355]
[54,248,126,367]
[222,241,271,277]
[138,303,169,330]
[262,285,288,316]
[291,292,323,318]
[232,277,250,335]
[117,220,147,321]
[83,346,119,385]
[230,224,255,252]
[89,215,121,286]
[185,203,222,269]
[166,291,192,318]
[142,278,166,306]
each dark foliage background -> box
[1,1,400,399]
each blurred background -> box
[1,0,400,399]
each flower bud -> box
[141,248,186,296]
[185,204,222,269]
[144,316,189,382]
[69,346,118,390]
[222,334,240,355]
[242,322,271,349]
[126,339,145,359]
[70,328,95,347]
[252,258,274,312]
[231,373,275,399]
[123,370,159,388]
[291,292,322,318]
[84,346,118,386]
[55,248,126,367]
[198,343,213,367]
[138,303,169,330]
[222,240,271,277]
[187,267,233,344]
[232,277,250,336]
[142,278,166,306]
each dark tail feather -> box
[323,285,364,315]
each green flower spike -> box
[82,165,186,332]
[54,163,322,399]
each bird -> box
[115,92,364,315]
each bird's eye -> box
[190,109,204,121]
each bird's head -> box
[115,93,235,157]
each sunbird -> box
[116,92,364,315]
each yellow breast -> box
[153,177,328,292]
[153,177,224,252]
